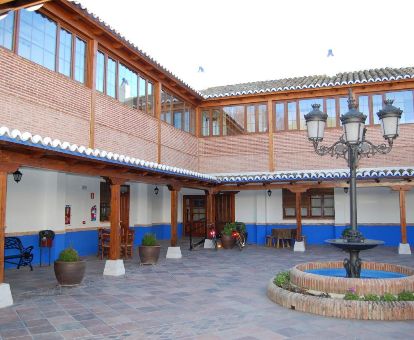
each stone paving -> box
[2,241,414,339]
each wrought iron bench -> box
[4,237,34,271]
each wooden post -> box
[0,172,7,283]
[391,186,411,244]
[288,188,308,241]
[267,99,274,172]
[205,189,215,228]
[169,186,178,246]
[108,178,126,260]
[88,39,98,149]
[155,81,162,164]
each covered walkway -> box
[2,243,413,339]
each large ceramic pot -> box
[54,260,86,286]
[139,245,161,264]
[221,234,235,249]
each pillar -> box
[166,186,181,258]
[392,186,412,254]
[288,187,307,252]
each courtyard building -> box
[0,0,413,307]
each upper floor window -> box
[299,98,323,130]
[19,10,57,71]
[161,89,195,134]
[326,98,336,127]
[118,63,138,108]
[74,38,86,83]
[386,91,414,124]
[0,11,14,50]
[58,28,72,77]
[96,51,105,92]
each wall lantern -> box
[13,170,23,183]
[267,189,272,197]
[154,186,159,195]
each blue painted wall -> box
[4,223,183,269]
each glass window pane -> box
[358,95,370,125]
[138,76,146,112]
[96,51,105,92]
[212,109,220,136]
[324,208,335,216]
[106,57,116,98]
[301,207,307,217]
[58,29,72,77]
[118,63,138,108]
[258,104,268,132]
[202,110,210,136]
[285,208,295,217]
[173,96,184,129]
[372,95,383,124]
[311,208,322,216]
[222,105,245,135]
[299,98,323,130]
[18,10,57,71]
[287,102,297,130]
[326,98,336,127]
[0,11,14,50]
[324,196,334,207]
[190,108,196,134]
[74,38,86,83]
[247,105,255,133]
[184,106,190,132]
[311,197,322,207]
[147,81,154,115]
[275,102,285,131]
[386,91,414,124]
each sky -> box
[73,0,414,91]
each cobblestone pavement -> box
[2,241,414,339]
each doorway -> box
[183,195,206,237]
[215,193,235,233]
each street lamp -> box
[304,89,402,277]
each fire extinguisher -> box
[91,205,97,221]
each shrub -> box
[142,233,157,246]
[398,291,414,301]
[341,227,352,238]
[58,247,80,262]
[274,271,290,288]
[363,294,380,302]
[344,292,360,300]
[223,222,236,236]
[380,293,397,302]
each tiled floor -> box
[2,241,414,339]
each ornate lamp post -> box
[304,89,402,277]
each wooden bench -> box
[5,237,34,271]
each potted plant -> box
[54,247,86,286]
[221,222,236,249]
[138,233,160,264]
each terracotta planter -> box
[54,260,86,286]
[221,234,235,249]
[139,245,161,264]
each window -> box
[19,10,57,71]
[212,109,220,136]
[161,90,172,123]
[74,37,86,83]
[275,102,285,131]
[138,76,146,112]
[247,105,255,133]
[106,57,116,98]
[386,91,414,124]
[223,105,245,136]
[147,81,154,115]
[282,189,335,219]
[0,11,14,50]
[202,110,210,136]
[356,95,369,125]
[287,102,297,130]
[326,98,336,127]
[173,96,184,129]
[258,104,268,132]
[118,63,138,108]
[96,51,105,92]
[58,28,72,77]
[372,94,382,124]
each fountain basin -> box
[305,268,407,279]
[291,261,414,295]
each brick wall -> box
[94,93,158,162]
[0,48,91,146]
[160,123,198,171]
[198,134,269,173]
[273,124,414,171]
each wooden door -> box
[120,185,130,232]
[183,195,206,237]
[215,193,235,234]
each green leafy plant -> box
[274,271,290,288]
[344,292,360,300]
[380,293,397,302]
[235,222,246,234]
[341,227,352,238]
[363,294,380,301]
[223,222,237,236]
[57,247,80,262]
[398,291,414,301]
[142,233,157,246]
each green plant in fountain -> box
[363,294,380,301]
[380,293,397,302]
[57,247,80,262]
[397,291,414,301]
[223,222,236,236]
[344,288,360,300]
[274,271,290,288]
[142,233,157,246]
